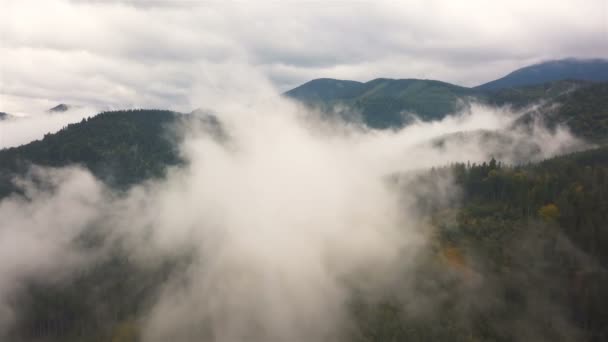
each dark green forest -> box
[0,109,193,200]
[285,78,479,128]
[286,76,608,133]
[361,151,608,341]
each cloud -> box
[0,104,100,148]
[1,0,606,115]
[0,166,105,333]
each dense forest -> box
[359,150,608,341]
[0,110,185,198]
[286,76,608,132]
[285,78,478,128]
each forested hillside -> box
[475,59,608,90]
[286,78,479,128]
[484,79,590,108]
[353,148,608,341]
[0,110,184,197]
[543,83,608,142]
[287,77,608,146]
[286,78,608,134]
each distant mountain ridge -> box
[48,103,70,112]
[286,78,477,128]
[475,58,608,90]
[2,59,606,126]
[0,110,183,197]
[285,58,608,128]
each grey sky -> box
[1,0,607,115]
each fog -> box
[0,84,587,340]
[0,106,101,148]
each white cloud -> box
[0,104,100,148]
[0,0,606,120]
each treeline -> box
[451,148,608,266]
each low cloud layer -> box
[0,87,586,340]
[0,105,100,148]
[1,0,607,115]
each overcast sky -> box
[1,0,607,115]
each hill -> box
[475,58,608,91]
[285,59,608,130]
[286,76,608,143]
[0,109,184,198]
[48,104,71,112]
[286,78,479,128]
[284,78,367,102]
[508,82,608,143]
[484,79,590,108]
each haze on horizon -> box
[1,0,607,116]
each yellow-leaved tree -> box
[539,203,560,222]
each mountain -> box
[479,80,608,143]
[421,81,608,160]
[284,78,367,102]
[484,79,591,108]
[535,82,608,142]
[48,103,70,112]
[0,109,184,198]
[476,58,608,91]
[285,78,480,128]
[286,75,608,136]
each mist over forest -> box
[1,1,608,341]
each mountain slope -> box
[476,58,608,91]
[284,78,366,102]
[286,78,480,128]
[285,59,608,129]
[49,104,71,112]
[0,109,184,197]
[484,79,591,108]
[540,82,608,142]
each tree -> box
[538,203,560,222]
